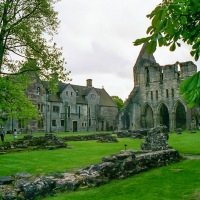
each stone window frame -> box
[156,90,158,99]
[171,89,174,97]
[151,91,153,100]
[52,120,56,127]
[53,106,59,113]
[166,89,169,98]
[61,120,64,127]
[38,120,44,129]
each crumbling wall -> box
[1,149,182,200]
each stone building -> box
[118,44,199,131]
[5,79,118,133]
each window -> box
[38,103,43,112]
[146,68,150,85]
[61,120,64,126]
[160,70,163,84]
[76,90,79,96]
[38,120,44,129]
[89,119,91,127]
[52,120,56,127]
[88,107,91,118]
[78,106,81,118]
[66,91,69,96]
[53,106,59,113]
[68,106,71,118]
[166,89,169,98]
[36,87,40,95]
[171,89,174,97]
[156,90,158,99]
[151,91,153,100]
[82,122,84,127]
[71,92,73,96]
[91,94,96,99]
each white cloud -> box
[54,0,200,101]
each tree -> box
[0,75,39,126]
[111,96,124,111]
[0,0,68,81]
[0,0,69,125]
[133,0,200,107]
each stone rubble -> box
[1,149,182,200]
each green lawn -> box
[1,130,200,200]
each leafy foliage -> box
[0,71,40,126]
[133,0,200,61]
[111,96,124,111]
[180,71,200,107]
[0,0,69,123]
[0,0,69,82]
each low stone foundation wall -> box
[61,133,118,142]
[0,134,67,153]
[1,149,182,200]
[115,129,149,139]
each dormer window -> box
[76,90,79,96]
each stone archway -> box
[142,104,154,128]
[159,104,169,129]
[175,102,186,129]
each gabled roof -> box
[48,82,117,107]
[95,88,117,107]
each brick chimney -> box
[86,79,92,87]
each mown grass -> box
[0,134,143,176]
[1,130,200,200]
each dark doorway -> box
[176,102,186,129]
[159,104,169,129]
[73,121,78,132]
[143,105,154,128]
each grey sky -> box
[54,0,200,101]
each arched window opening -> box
[146,68,150,86]
[160,69,163,84]
[175,102,186,129]
[142,105,154,128]
[159,104,169,129]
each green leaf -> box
[146,41,157,54]
[170,43,176,51]
[133,37,151,46]
[181,16,187,24]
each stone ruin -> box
[141,125,171,151]
[115,129,149,139]
[0,126,182,199]
[0,134,67,153]
[61,133,118,143]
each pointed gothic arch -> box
[158,103,169,129]
[141,103,154,128]
[174,101,186,129]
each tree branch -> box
[0,68,41,76]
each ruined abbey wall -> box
[119,44,198,131]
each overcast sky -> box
[54,0,200,101]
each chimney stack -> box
[86,79,92,87]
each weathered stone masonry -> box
[118,44,199,131]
